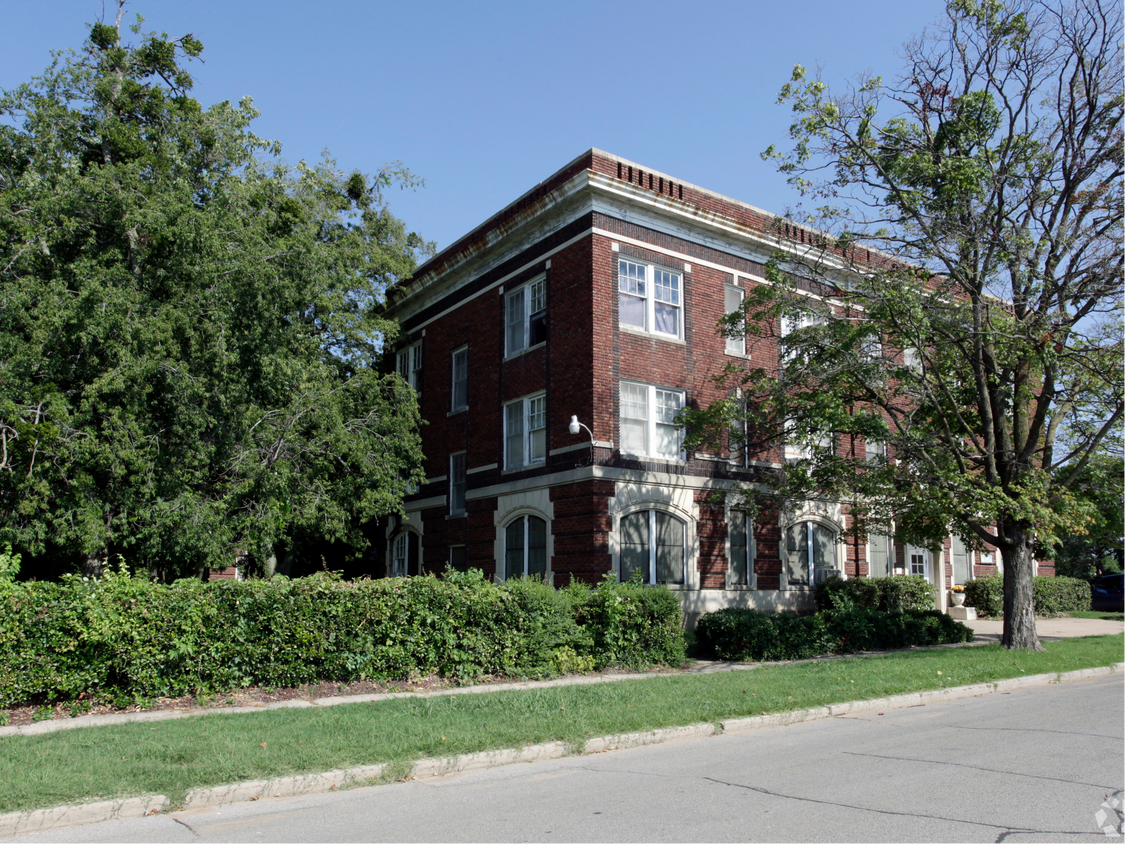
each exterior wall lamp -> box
[569,415,593,440]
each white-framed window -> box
[620,381,683,460]
[449,452,466,515]
[861,333,883,363]
[620,509,685,585]
[391,531,420,578]
[784,520,837,588]
[779,308,824,374]
[504,514,548,580]
[618,259,682,338]
[903,347,922,373]
[396,340,422,392]
[783,420,834,463]
[867,532,893,577]
[451,347,468,412]
[505,275,547,356]
[864,437,886,462]
[980,549,994,565]
[504,393,546,469]
[728,510,756,588]
[907,545,931,581]
[725,285,745,355]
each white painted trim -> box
[402,495,446,512]
[460,463,765,504]
[466,463,498,475]
[549,441,613,456]
[403,229,594,333]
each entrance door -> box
[907,545,931,582]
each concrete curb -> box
[181,764,388,810]
[584,723,716,753]
[2,662,1120,839]
[0,796,168,839]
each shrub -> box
[695,605,973,662]
[0,569,685,708]
[815,575,934,612]
[571,574,686,669]
[961,574,1092,617]
[963,575,1003,617]
[1032,576,1091,616]
[815,575,878,611]
[873,576,936,612]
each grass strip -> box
[1065,611,1124,621]
[3,634,1121,814]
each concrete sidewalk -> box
[964,615,1124,643]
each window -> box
[951,536,972,585]
[903,347,922,373]
[620,382,683,460]
[391,532,420,578]
[448,545,467,573]
[783,420,834,463]
[725,286,745,355]
[449,452,466,515]
[504,515,547,580]
[396,341,423,392]
[504,393,546,468]
[864,437,886,462]
[784,521,837,587]
[618,259,682,338]
[505,276,547,356]
[908,545,930,580]
[779,309,823,373]
[451,347,468,411]
[868,533,892,577]
[620,510,685,585]
[728,510,755,587]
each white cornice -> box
[389,167,865,325]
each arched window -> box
[784,521,837,587]
[391,531,420,578]
[620,510,685,585]
[504,515,547,580]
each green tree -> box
[1051,453,1124,580]
[0,6,430,579]
[685,0,1122,649]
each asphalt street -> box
[11,673,1123,843]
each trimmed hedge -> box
[0,569,684,708]
[962,575,1092,618]
[815,575,936,613]
[695,606,973,662]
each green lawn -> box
[2,635,1121,815]
[1066,610,1125,621]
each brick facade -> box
[383,150,1011,622]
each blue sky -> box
[5,1,949,253]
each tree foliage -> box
[1051,453,1124,580]
[685,0,1122,649]
[0,8,431,578]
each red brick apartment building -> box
[381,150,1006,623]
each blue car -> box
[1090,573,1124,612]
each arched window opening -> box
[505,515,547,580]
[784,521,837,587]
[620,510,685,585]
[391,532,420,578]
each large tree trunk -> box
[1000,522,1043,651]
[81,551,105,579]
